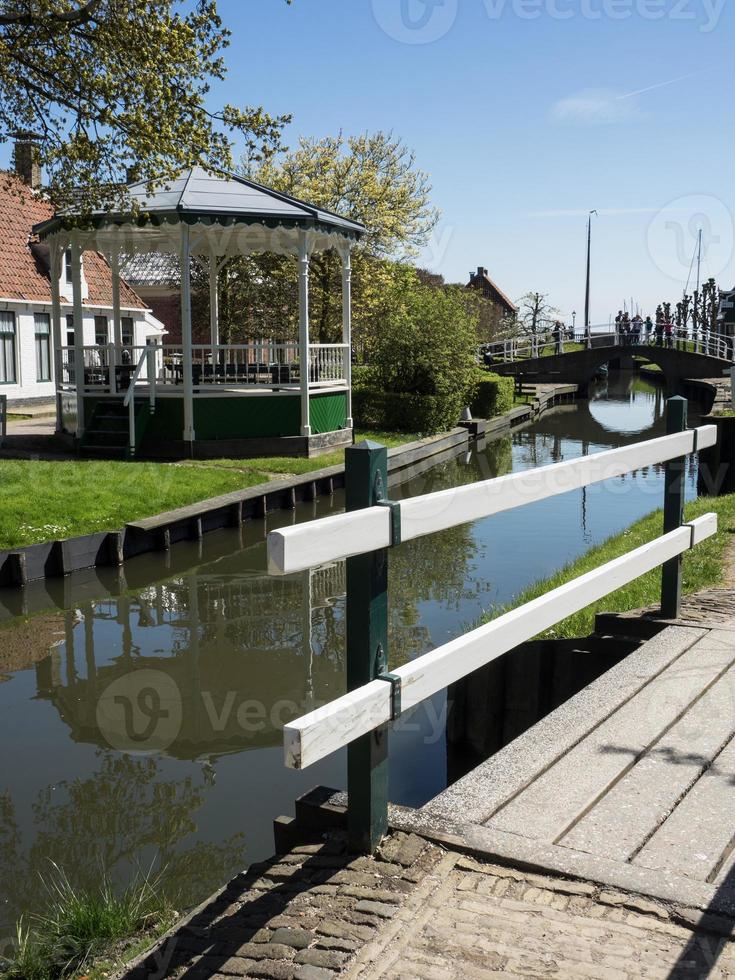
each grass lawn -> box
[487,493,735,640]
[0,430,419,549]
[0,460,271,549]
[178,429,420,477]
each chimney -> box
[477,266,484,277]
[12,133,42,188]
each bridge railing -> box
[266,398,717,852]
[483,327,735,365]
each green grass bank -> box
[0,430,418,549]
[488,493,735,640]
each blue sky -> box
[7,0,734,323]
[217,0,734,323]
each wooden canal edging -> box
[0,427,471,589]
[0,382,581,590]
[267,397,719,852]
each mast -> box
[693,228,703,335]
[584,210,596,328]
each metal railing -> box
[483,326,735,365]
[266,397,717,852]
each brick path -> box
[347,850,735,980]
[124,832,735,980]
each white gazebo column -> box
[341,248,353,429]
[298,232,311,438]
[209,249,220,349]
[49,240,64,433]
[70,240,86,437]
[110,246,122,394]
[180,225,196,444]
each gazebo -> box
[33,167,365,458]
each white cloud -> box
[550,71,707,127]
[549,88,643,125]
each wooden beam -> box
[283,515,717,770]
[268,426,717,576]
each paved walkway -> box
[123,831,735,980]
[349,849,735,979]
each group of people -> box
[614,311,674,347]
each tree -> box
[200,132,441,347]
[0,0,290,210]
[356,275,479,433]
[518,292,560,338]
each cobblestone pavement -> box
[347,851,735,980]
[124,832,735,980]
[124,832,442,980]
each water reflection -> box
[0,371,703,934]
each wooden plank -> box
[489,625,735,845]
[268,427,716,575]
[634,676,735,882]
[558,655,735,862]
[283,516,717,769]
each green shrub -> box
[353,390,464,434]
[361,281,479,434]
[469,371,514,419]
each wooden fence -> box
[267,397,718,852]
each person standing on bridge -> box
[632,314,642,345]
[645,315,654,341]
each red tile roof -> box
[0,172,146,309]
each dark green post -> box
[661,396,688,619]
[345,441,390,853]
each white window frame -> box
[0,311,17,385]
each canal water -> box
[0,373,703,935]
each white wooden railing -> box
[124,347,157,455]
[267,422,718,774]
[484,326,735,365]
[58,342,349,393]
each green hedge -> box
[353,389,466,434]
[469,371,514,419]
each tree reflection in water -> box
[0,753,246,929]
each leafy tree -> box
[193,132,440,346]
[356,274,479,433]
[0,0,290,209]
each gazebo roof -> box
[33,166,366,240]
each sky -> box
[6,0,735,324]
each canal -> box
[0,372,703,935]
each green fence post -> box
[345,440,390,853]
[661,396,688,619]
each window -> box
[121,317,134,347]
[94,315,109,347]
[0,312,16,384]
[34,313,51,382]
[65,248,73,284]
[66,314,75,348]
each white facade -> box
[0,298,165,405]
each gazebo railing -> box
[310,344,349,385]
[57,342,349,393]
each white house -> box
[0,147,165,408]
